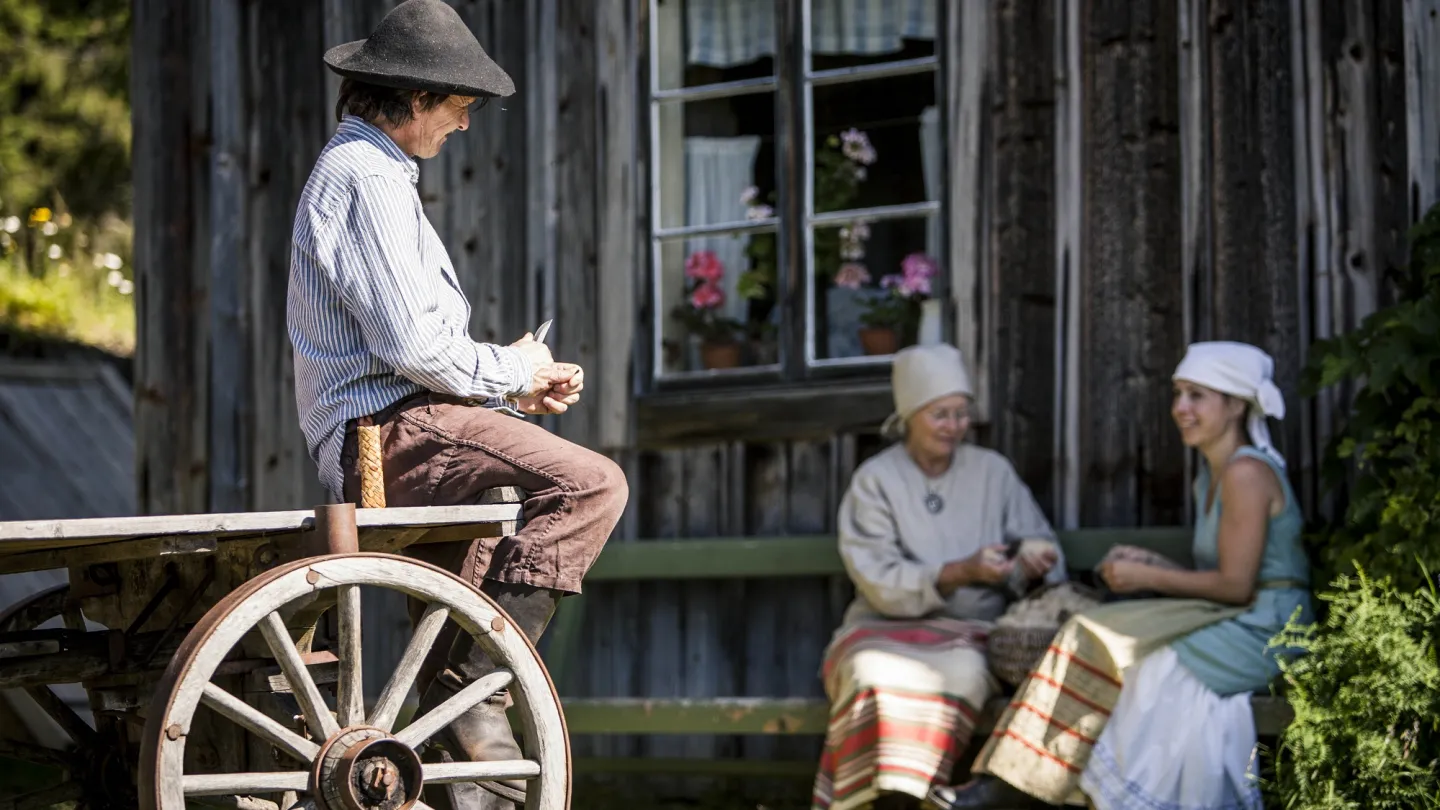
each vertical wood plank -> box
[1291,0,1334,516]
[1406,0,1440,218]
[1291,0,1410,516]
[552,0,601,450]
[208,0,250,514]
[1079,0,1187,527]
[246,0,328,511]
[777,440,831,767]
[594,0,641,451]
[527,0,559,428]
[638,449,683,794]
[133,0,210,516]
[1177,0,1209,521]
[741,443,786,767]
[945,1,992,416]
[988,0,1058,510]
[1206,0,1303,466]
[679,447,732,779]
[1053,0,1084,529]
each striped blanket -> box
[969,599,1244,805]
[811,617,996,810]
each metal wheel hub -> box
[314,726,424,810]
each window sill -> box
[635,377,896,447]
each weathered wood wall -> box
[129,0,1434,797]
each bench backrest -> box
[582,526,1193,582]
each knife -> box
[534,319,552,344]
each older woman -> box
[811,344,1065,810]
[934,341,1313,810]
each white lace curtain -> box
[684,135,762,321]
[686,0,937,67]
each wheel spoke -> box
[182,771,309,796]
[394,669,513,748]
[191,796,282,810]
[201,683,322,763]
[367,602,449,732]
[422,759,541,783]
[22,685,97,747]
[258,612,340,742]
[335,584,363,727]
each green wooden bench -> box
[544,528,1294,777]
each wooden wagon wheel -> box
[137,553,569,810]
[0,584,135,810]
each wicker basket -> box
[987,582,1102,688]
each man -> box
[286,1,628,806]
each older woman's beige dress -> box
[811,442,1064,810]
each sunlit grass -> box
[0,209,135,356]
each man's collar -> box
[338,114,420,185]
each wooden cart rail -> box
[0,490,523,576]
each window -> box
[646,0,945,389]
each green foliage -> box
[1268,202,1440,808]
[1299,205,1440,594]
[1269,567,1440,808]
[0,0,134,355]
[0,0,132,219]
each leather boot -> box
[926,777,1056,810]
[417,581,560,809]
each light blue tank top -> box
[1170,446,1314,694]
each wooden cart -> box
[0,487,568,810]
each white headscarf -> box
[1172,341,1287,467]
[881,343,974,439]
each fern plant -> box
[1269,567,1440,808]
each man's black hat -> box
[323,0,515,98]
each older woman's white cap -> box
[1172,341,1286,466]
[880,343,973,439]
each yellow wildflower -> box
[28,207,52,225]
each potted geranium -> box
[670,250,745,369]
[839,252,938,355]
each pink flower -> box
[685,250,724,282]
[834,262,871,290]
[840,128,877,166]
[901,252,939,281]
[690,281,725,310]
[881,272,931,298]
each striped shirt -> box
[288,115,533,499]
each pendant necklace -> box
[923,478,945,514]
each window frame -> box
[639,0,953,400]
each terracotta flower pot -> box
[857,326,899,356]
[700,341,742,370]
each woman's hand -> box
[1016,539,1059,580]
[1097,559,1156,594]
[938,545,1014,594]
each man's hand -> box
[514,363,585,414]
[510,332,555,396]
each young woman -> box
[811,343,1064,810]
[931,341,1313,810]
